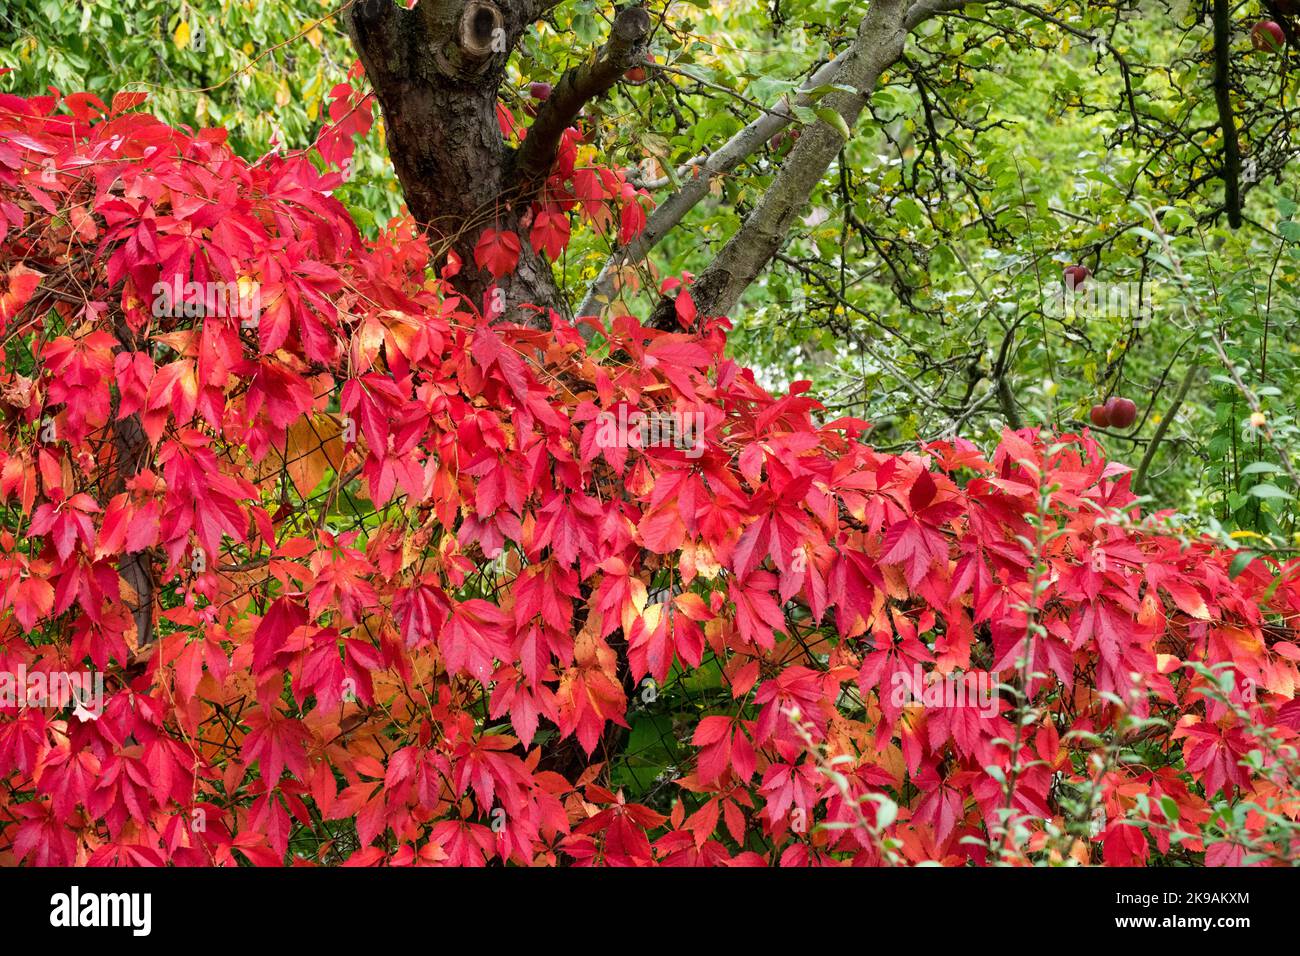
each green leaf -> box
[1228,551,1257,579]
[1247,483,1290,500]
[1159,795,1180,822]
[815,106,851,142]
[895,197,923,227]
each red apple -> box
[624,66,648,84]
[1252,20,1286,52]
[1063,264,1091,290]
[1089,404,1110,428]
[529,82,552,101]
[1104,396,1138,429]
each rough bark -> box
[345,0,563,322]
[345,0,650,325]
[1211,0,1242,229]
[111,317,154,646]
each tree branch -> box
[575,47,852,318]
[514,5,652,185]
[575,0,969,321]
[1133,359,1201,494]
[648,0,912,327]
[111,315,155,646]
[903,0,970,30]
[1212,0,1243,229]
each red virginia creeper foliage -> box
[0,83,1297,867]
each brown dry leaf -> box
[60,450,76,492]
[118,574,140,607]
[574,619,619,678]
[881,562,910,602]
[220,567,266,601]
[285,412,345,498]
[402,522,436,572]
[1070,838,1092,865]
[122,617,140,659]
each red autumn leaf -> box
[529,208,570,259]
[241,711,312,787]
[0,83,1292,874]
[441,599,511,681]
[473,227,522,278]
[110,91,149,114]
[0,264,44,326]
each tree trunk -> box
[345,0,564,323]
[111,317,154,646]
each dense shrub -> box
[0,89,1296,866]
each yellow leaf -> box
[174,20,192,50]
